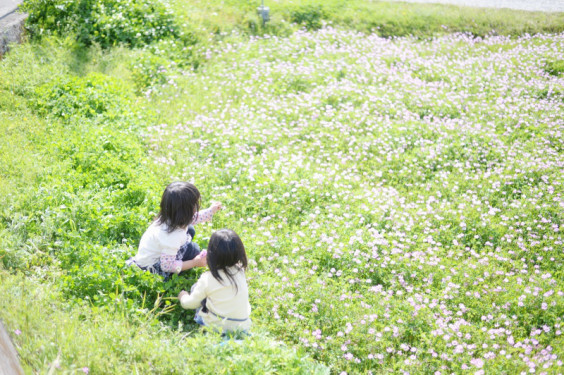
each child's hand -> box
[178,290,189,300]
[193,252,207,268]
[210,201,222,213]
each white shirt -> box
[181,267,251,332]
[133,207,218,270]
[134,221,189,268]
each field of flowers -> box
[0,1,563,374]
[137,29,564,373]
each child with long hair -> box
[128,181,222,279]
[178,229,251,333]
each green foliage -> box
[21,0,564,46]
[22,0,179,47]
[167,0,564,40]
[130,52,172,90]
[0,273,329,374]
[32,73,132,119]
[129,39,204,92]
[545,59,564,76]
[2,1,564,374]
[0,46,172,314]
[289,5,327,30]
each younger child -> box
[178,229,251,333]
[129,181,222,279]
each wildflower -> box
[471,358,484,368]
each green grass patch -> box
[167,0,564,39]
[1,1,563,374]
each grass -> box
[169,0,564,39]
[1,0,563,373]
[0,273,327,374]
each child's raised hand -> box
[193,252,207,268]
[210,201,222,213]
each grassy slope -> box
[1,0,563,374]
[171,0,564,38]
[137,29,564,373]
[0,39,329,374]
[0,273,326,374]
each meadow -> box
[1,0,563,374]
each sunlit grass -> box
[0,1,563,373]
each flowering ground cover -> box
[0,2,563,374]
[140,29,564,374]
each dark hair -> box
[156,182,201,233]
[207,229,248,292]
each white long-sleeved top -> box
[180,266,251,332]
[134,207,217,272]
